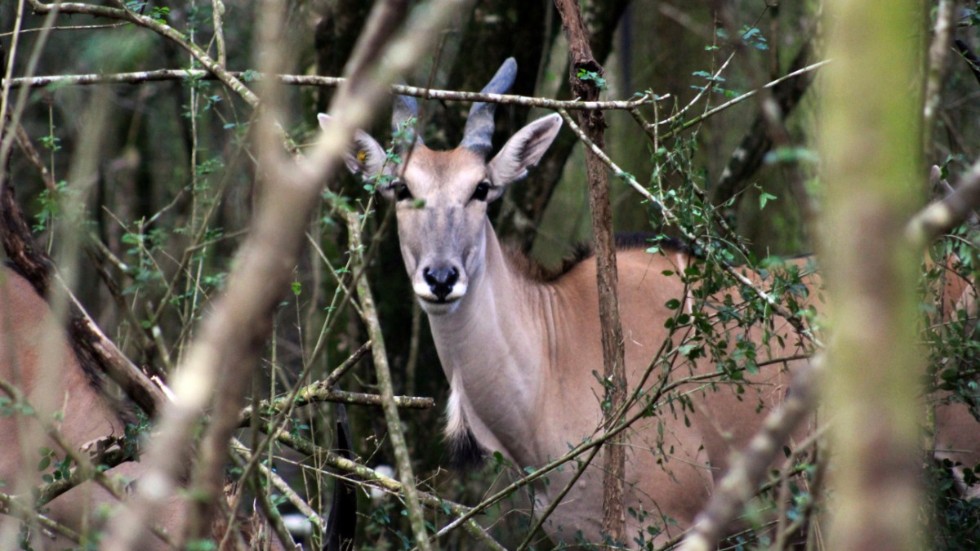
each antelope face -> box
[386,148,495,313]
[319,58,562,315]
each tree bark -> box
[818,2,926,550]
[554,0,626,544]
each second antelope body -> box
[322,59,979,546]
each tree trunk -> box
[554,0,627,544]
[817,2,926,550]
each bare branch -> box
[1,69,660,111]
[659,58,830,141]
[239,385,436,425]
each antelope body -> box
[329,59,980,546]
[0,267,288,550]
[0,267,191,549]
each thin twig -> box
[1,69,662,111]
[659,59,830,141]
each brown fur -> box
[0,268,284,550]
[503,234,690,284]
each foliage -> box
[0,1,976,549]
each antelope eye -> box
[392,182,413,201]
[471,181,491,202]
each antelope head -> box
[320,58,562,314]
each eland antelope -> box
[323,58,980,546]
[0,266,283,550]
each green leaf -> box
[759,192,777,210]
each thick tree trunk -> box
[818,3,926,550]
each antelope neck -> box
[426,219,548,463]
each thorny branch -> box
[25,0,260,107]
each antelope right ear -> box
[318,113,387,178]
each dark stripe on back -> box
[505,233,692,283]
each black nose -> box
[423,266,459,301]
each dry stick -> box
[210,0,227,68]
[98,0,469,546]
[58,274,167,417]
[906,156,980,247]
[0,69,658,111]
[553,0,626,542]
[239,386,435,424]
[677,356,823,551]
[343,209,432,551]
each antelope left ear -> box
[487,113,562,188]
[317,113,388,178]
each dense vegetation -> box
[0,1,977,549]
